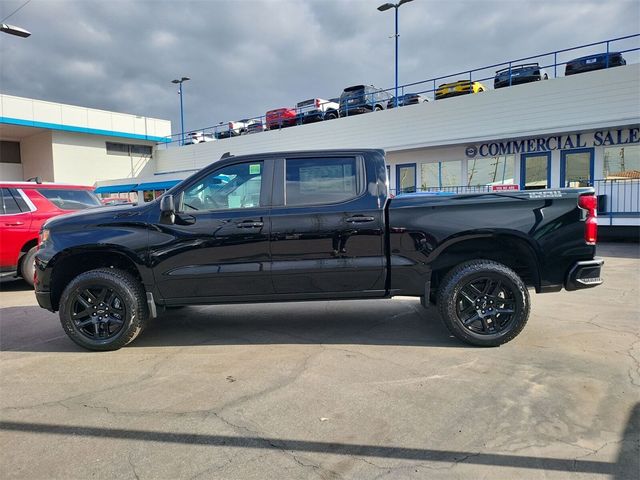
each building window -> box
[396,164,416,194]
[603,145,640,180]
[106,142,152,156]
[0,141,21,164]
[561,149,593,187]
[521,153,550,190]
[467,155,515,186]
[421,161,462,188]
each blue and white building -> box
[0,94,171,186]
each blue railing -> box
[390,180,640,225]
[158,33,640,148]
[591,179,640,225]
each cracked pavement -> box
[0,243,638,479]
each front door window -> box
[182,161,263,211]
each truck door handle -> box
[345,216,375,223]
[4,221,24,226]
[236,220,264,228]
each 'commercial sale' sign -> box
[465,127,639,158]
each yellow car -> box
[435,80,486,100]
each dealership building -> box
[0,94,171,186]
[117,63,637,230]
[3,62,638,232]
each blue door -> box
[520,152,551,190]
[560,148,594,187]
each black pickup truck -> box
[34,149,603,351]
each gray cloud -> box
[1,0,638,138]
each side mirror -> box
[159,195,175,224]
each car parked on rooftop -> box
[339,85,392,116]
[494,63,549,89]
[387,93,429,108]
[246,120,266,134]
[0,181,101,286]
[435,80,486,99]
[265,108,298,130]
[216,119,263,138]
[296,98,340,123]
[564,51,626,76]
[184,131,216,144]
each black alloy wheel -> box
[70,285,127,340]
[454,275,517,335]
[436,260,530,347]
[59,268,149,351]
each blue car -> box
[565,52,626,76]
[494,63,548,89]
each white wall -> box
[51,131,155,185]
[20,131,54,181]
[1,94,171,140]
[155,64,640,174]
[0,163,23,180]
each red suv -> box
[0,181,101,286]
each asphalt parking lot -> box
[0,243,638,479]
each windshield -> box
[341,86,365,97]
[37,188,102,210]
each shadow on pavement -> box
[614,402,640,480]
[596,242,640,259]
[0,278,32,292]
[1,417,633,476]
[1,300,462,352]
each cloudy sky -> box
[1,0,638,137]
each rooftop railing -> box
[158,33,640,148]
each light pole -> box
[377,0,413,108]
[171,76,190,145]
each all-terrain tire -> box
[20,246,37,287]
[59,268,149,351]
[437,260,530,347]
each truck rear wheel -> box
[59,268,149,351]
[437,260,530,347]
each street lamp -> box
[1,23,31,37]
[377,0,413,108]
[171,76,190,145]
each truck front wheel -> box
[437,260,530,347]
[59,268,149,351]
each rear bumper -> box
[299,111,324,123]
[565,258,604,291]
[435,90,471,99]
[35,289,54,311]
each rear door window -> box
[37,189,101,210]
[1,188,22,214]
[285,157,364,206]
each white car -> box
[296,98,340,123]
[216,119,263,138]
[184,131,216,145]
